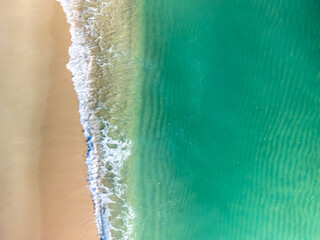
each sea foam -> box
[57,0,137,239]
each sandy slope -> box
[0,1,98,239]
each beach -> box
[2,0,320,239]
[0,0,98,239]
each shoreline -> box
[58,0,139,237]
[39,2,98,239]
[0,1,98,239]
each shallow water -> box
[60,0,320,239]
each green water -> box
[126,0,320,239]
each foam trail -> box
[56,0,137,239]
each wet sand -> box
[0,0,98,239]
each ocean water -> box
[59,0,320,239]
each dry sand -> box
[0,0,98,239]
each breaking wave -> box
[57,0,138,239]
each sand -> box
[0,0,98,239]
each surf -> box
[57,0,140,239]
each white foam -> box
[56,1,135,239]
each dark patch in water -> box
[86,135,93,158]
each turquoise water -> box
[60,0,320,238]
[127,0,320,239]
